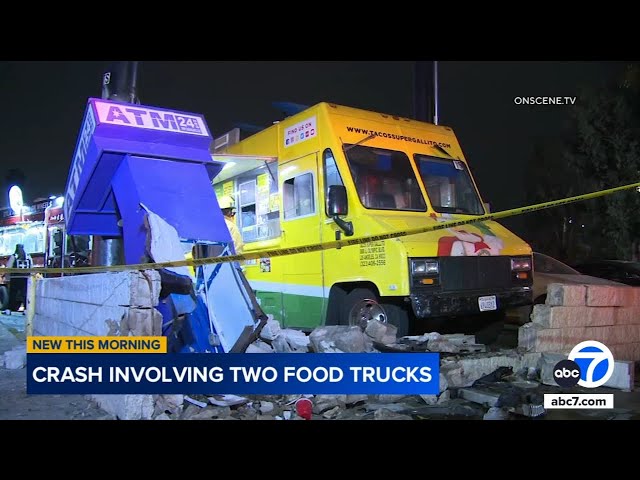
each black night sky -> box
[0,61,624,237]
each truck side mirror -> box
[327,185,348,216]
[327,185,353,237]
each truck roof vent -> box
[212,128,241,153]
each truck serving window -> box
[344,145,426,211]
[416,155,484,215]
[283,172,316,219]
[232,164,281,244]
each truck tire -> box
[0,285,8,311]
[341,288,409,338]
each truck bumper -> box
[409,287,532,318]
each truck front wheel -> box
[0,285,8,311]
[342,288,409,338]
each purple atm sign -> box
[94,101,209,136]
[63,98,215,236]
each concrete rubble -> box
[98,317,632,421]
[147,319,619,421]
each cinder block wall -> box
[519,283,640,361]
[33,270,162,337]
[31,270,162,420]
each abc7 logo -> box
[553,340,615,388]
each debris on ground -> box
[454,366,545,418]
[208,394,249,407]
[184,395,207,408]
[3,345,26,370]
[364,319,397,345]
[309,326,374,353]
[50,318,627,421]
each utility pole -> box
[90,61,141,267]
[413,61,439,124]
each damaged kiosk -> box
[62,97,266,353]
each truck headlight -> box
[511,257,532,271]
[412,259,439,275]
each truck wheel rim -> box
[349,299,386,330]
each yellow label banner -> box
[27,336,168,353]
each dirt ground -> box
[0,313,114,420]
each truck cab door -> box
[280,152,324,328]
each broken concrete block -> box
[189,406,232,420]
[154,394,184,416]
[442,334,476,345]
[246,339,275,353]
[442,352,525,388]
[364,319,398,345]
[259,401,275,414]
[547,283,586,306]
[92,394,154,420]
[427,337,459,353]
[441,364,466,389]
[420,395,438,405]
[483,407,510,420]
[259,318,281,341]
[208,394,249,407]
[439,373,448,394]
[154,413,171,420]
[271,335,293,353]
[530,304,550,326]
[437,390,451,404]
[309,326,373,353]
[322,406,341,419]
[123,308,163,336]
[373,408,413,420]
[279,329,310,352]
[373,394,411,403]
[184,395,208,408]
[458,344,487,354]
[603,360,635,391]
[522,352,543,370]
[539,353,567,386]
[315,340,344,353]
[4,345,26,369]
[518,322,544,351]
[312,394,347,413]
[345,394,368,405]
[365,402,412,412]
[458,388,501,407]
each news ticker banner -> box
[27,337,440,395]
[27,336,167,353]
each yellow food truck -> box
[212,102,533,339]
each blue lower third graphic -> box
[27,353,440,395]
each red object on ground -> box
[295,398,313,420]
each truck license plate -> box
[478,295,497,312]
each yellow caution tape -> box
[4,181,640,275]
